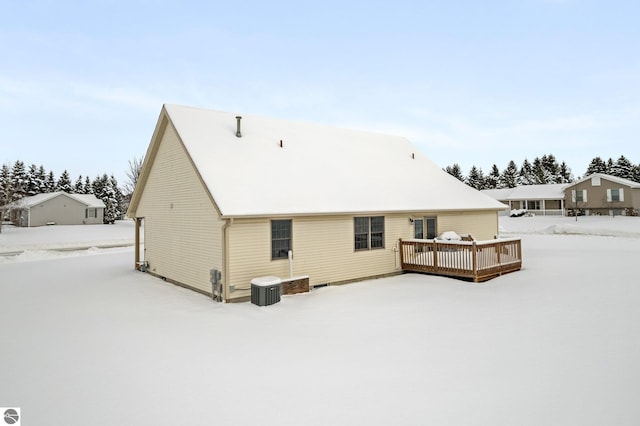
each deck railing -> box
[399,237,522,282]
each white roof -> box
[568,173,640,189]
[483,184,568,201]
[158,104,505,217]
[10,192,105,209]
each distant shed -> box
[6,192,105,227]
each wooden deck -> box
[399,238,522,282]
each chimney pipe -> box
[235,116,242,137]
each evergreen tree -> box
[532,157,549,184]
[500,160,519,188]
[0,164,12,205]
[26,164,40,196]
[444,163,465,182]
[585,156,607,176]
[541,154,561,183]
[84,176,93,194]
[633,164,640,183]
[110,175,124,220]
[609,155,635,180]
[606,158,614,174]
[56,170,73,193]
[519,159,535,185]
[35,165,47,193]
[74,175,85,194]
[45,171,56,192]
[93,174,120,223]
[466,166,485,190]
[91,175,104,197]
[485,164,501,189]
[559,161,573,183]
[10,161,28,201]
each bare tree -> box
[566,189,586,221]
[123,156,144,196]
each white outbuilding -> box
[5,191,105,227]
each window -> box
[611,189,620,202]
[527,200,541,210]
[414,216,437,239]
[85,208,97,218]
[354,216,384,251]
[426,217,437,239]
[572,189,586,203]
[413,219,424,239]
[271,220,291,260]
[608,188,624,202]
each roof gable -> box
[482,184,567,201]
[131,104,506,217]
[569,173,640,189]
[7,192,105,209]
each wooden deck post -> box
[134,217,141,270]
[433,240,438,272]
[398,239,404,268]
[472,241,478,281]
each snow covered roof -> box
[568,173,640,189]
[134,104,506,217]
[8,192,105,209]
[483,184,568,201]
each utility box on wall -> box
[251,276,282,306]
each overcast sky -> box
[1,0,639,185]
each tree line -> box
[0,160,125,224]
[445,154,640,190]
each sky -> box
[1,0,639,186]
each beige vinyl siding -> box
[136,122,224,295]
[227,215,404,299]
[226,211,498,300]
[435,211,498,240]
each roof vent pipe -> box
[235,116,242,137]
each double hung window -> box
[271,220,292,260]
[354,216,384,251]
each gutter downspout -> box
[221,218,233,302]
[134,217,141,270]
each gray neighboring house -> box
[5,192,105,227]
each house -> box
[4,191,105,227]
[127,104,508,302]
[563,173,640,216]
[482,184,568,216]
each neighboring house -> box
[127,104,507,302]
[563,173,640,216]
[4,192,105,227]
[482,184,568,216]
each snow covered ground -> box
[1,217,639,425]
[0,220,136,258]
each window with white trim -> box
[271,220,292,260]
[354,216,385,251]
[527,200,541,210]
[607,188,624,202]
[572,189,587,203]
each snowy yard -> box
[1,217,639,425]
